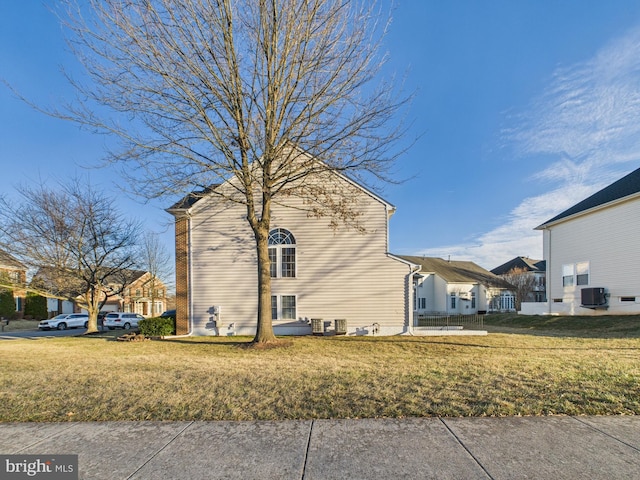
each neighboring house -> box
[491,256,546,303]
[398,256,514,316]
[117,270,167,317]
[167,149,416,337]
[535,166,640,315]
[33,267,167,318]
[31,267,88,316]
[0,249,27,315]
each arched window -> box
[268,228,296,278]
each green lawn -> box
[1,314,639,422]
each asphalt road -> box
[0,327,91,340]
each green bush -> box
[24,293,48,319]
[138,316,176,336]
[0,289,16,319]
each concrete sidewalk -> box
[2,416,639,479]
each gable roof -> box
[0,250,26,270]
[490,256,545,276]
[537,166,640,228]
[167,185,221,211]
[166,146,395,214]
[398,256,512,289]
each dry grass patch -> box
[0,319,41,332]
[1,333,639,422]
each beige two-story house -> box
[167,149,416,336]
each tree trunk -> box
[252,227,277,343]
[85,295,100,334]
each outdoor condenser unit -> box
[581,287,607,307]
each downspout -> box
[546,228,552,315]
[407,263,421,335]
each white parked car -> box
[39,313,89,330]
[103,312,145,330]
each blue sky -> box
[2,1,640,270]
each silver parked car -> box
[103,312,145,330]
[39,313,89,330]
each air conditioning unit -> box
[581,287,607,307]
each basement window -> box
[620,297,636,302]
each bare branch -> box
[43,0,410,342]
[0,179,141,332]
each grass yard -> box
[0,319,41,332]
[1,314,639,422]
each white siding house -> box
[490,256,546,304]
[536,166,640,315]
[397,256,513,317]
[168,155,415,337]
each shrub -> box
[138,316,175,336]
[0,289,16,319]
[24,293,48,320]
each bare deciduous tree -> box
[139,233,173,317]
[0,181,140,333]
[501,267,538,312]
[51,0,410,343]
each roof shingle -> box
[398,256,512,289]
[538,166,640,227]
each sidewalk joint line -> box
[301,419,315,480]
[439,418,494,480]
[125,421,194,480]
[14,422,79,454]
[571,416,640,453]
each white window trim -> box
[271,294,297,321]
[576,261,590,286]
[562,261,590,288]
[562,264,574,287]
[268,228,297,278]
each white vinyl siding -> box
[543,195,640,314]
[186,170,411,335]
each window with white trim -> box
[576,261,589,286]
[269,228,296,278]
[271,295,297,320]
[562,264,574,287]
[450,293,456,309]
[562,261,589,287]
